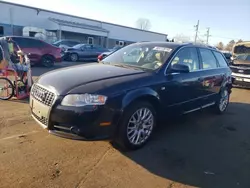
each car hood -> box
[65,47,79,52]
[37,63,146,95]
[102,52,112,55]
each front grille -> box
[231,67,250,75]
[31,84,55,106]
[32,112,49,126]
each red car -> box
[9,36,62,67]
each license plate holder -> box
[30,97,50,120]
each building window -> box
[87,37,94,45]
[0,26,4,36]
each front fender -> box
[122,87,161,110]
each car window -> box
[223,53,231,59]
[236,54,248,60]
[102,43,173,71]
[170,47,200,71]
[213,51,229,67]
[246,55,250,61]
[83,45,93,51]
[12,38,26,47]
[199,48,218,69]
[73,44,84,49]
[30,39,44,47]
[95,46,107,52]
[13,38,44,48]
[59,41,67,45]
[68,41,79,47]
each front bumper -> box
[30,85,122,140]
[62,52,71,60]
[231,72,250,88]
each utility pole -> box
[205,27,211,44]
[194,20,199,43]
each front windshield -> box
[73,44,84,49]
[102,43,173,71]
[236,54,249,61]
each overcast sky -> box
[3,0,250,45]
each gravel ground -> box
[0,62,250,188]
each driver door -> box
[162,47,204,114]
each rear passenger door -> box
[198,48,225,105]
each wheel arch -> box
[41,54,55,61]
[121,87,162,114]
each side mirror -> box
[171,63,190,73]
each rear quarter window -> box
[213,51,229,67]
[199,48,218,69]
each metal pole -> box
[9,8,14,35]
[205,27,211,44]
[194,20,199,43]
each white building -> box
[0,1,168,48]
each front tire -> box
[114,101,156,151]
[213,87,230,114]
[70,53,79,62]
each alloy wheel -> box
[127,107,154,145]
[70,54,78,62]
[219,89,229,112]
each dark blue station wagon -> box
[30,42,233,150]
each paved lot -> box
[0,62,250,188]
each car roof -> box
[3,36,39,40]
[135,41,219,51]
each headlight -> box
[61,94,107,107]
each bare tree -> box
[236,39,243,44]
[225,40,235,51]
[173,34,191,43]
[216,42,224,50]
[135,18,151,31]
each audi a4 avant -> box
[30,42,232,150]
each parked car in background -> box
[9,36,62,67]
[64,44,109,62]
[30,42,232,150]
[98,46,123,62]
[53,40,80,52]
[221,51,232,63]
[230,54,250,88]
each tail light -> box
[98,54,102,60]
[57,48,62,53]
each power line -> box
[210,35,241,41]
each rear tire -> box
[70,53,79,62]
[113,101,156,151]
[41,55,55,68]
[0,78,14,100]
[212,87,230,114]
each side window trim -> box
[195,47,202,70]
[211,49,220,67]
